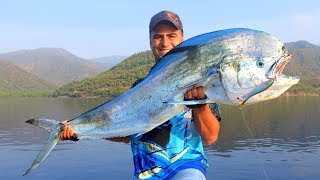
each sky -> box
[0,0,319,59]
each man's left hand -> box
[184,87,207,109]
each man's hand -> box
[60,120,78,141]
[184,86,207,109]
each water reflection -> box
[206,96,320,149]
[203,96,320,179]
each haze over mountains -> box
[54,51,154,97]
[0,48,126,86]
[0,60,57,96]
[0,41,319,97]
[89,55,128,69]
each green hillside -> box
[284,41,320,95]
[53,51,154,97]
[0,60,57,97]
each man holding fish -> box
[61,10,221,179]
[25,7,300,177]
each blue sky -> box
[0,0,319,59]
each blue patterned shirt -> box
[130,78,221,179]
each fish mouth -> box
[238,54,293,105]
[266,54,292,79]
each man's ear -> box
[149,33,153,49]
[149,38,152,49]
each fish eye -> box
[256,60,265,68]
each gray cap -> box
[149,10,183,33]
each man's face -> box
[150,24,184,62]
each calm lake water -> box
[0,96,319,180]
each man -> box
[61,10,221,179]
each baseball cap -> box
[149,10,183,33]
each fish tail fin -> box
[23,118,62,176]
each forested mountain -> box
[53,51,154,97]
[0,60,57,97]
[53,40,320,98]
[284,41,320,95]
[0,48,106,86]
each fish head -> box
[219,29,300,105]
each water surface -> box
[0,96,319,179]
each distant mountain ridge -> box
[53,51,154,97]
[89,55,128,69]
[0,48,106,86]
[285,40,320,51]
[0,60,57,96]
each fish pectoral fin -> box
[163,99,212,105]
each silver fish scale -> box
[67,28,299,139]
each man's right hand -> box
[60,120,77,141]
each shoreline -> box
[1,93,319,99]
[283,93,320,96]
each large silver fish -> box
[24,28,299,175]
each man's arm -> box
[192,104,220,145]
[184,87,220,145]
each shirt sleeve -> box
[209,103,222,122]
